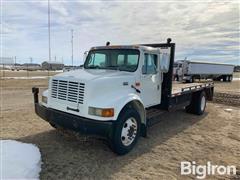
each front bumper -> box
[32,87,113,137]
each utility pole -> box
[14,56,16,70]
[48,0,51,77]
[48,0,51,62]
[71,29,73,67]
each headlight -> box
[88,107,114,117]
[42,96,48,104]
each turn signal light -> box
[101,109,114,117]
[89,107,114,117]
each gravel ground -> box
[1,77,240,179]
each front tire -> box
[109,108,141,155]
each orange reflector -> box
[101,108,114,117]
[135,82,141,87]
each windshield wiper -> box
[106,66,128,71]
[105,66,119,70]
[86,65,100,69]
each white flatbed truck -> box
[32,39,214,155]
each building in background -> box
[22,63,41,71]
[0,57,14,70]
[41,61,64,70]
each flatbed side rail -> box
[171,82,214,97]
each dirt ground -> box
[0,70,59,77]
[1,74,240,179]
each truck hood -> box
[53,68,135,82]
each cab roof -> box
[90,45,160,53]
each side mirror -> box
[160,53,170,73]
[83,51,88,63]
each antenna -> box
[71,29,74,67]
[48,0,51,61]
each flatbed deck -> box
[171,81,214,96]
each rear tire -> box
[109,108,141,155]
[186,91,206,115]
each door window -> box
[143,54,158,74]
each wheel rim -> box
[121,117,138,146]
[200,95,206,111]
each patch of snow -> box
[224,108,233,112]
[1,76,48,80]
[0,140,42,179]
[233,77,240,81]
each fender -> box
[114,93,145,122]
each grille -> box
[51,79,85,104]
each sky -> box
[1,0,240,65]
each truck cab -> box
[32,39,214,155]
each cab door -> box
[140,53,161,107]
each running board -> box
[146,108,167,127]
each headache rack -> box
[141,38,214,111]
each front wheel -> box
[109,108,141,155]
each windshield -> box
[84,49,140,72]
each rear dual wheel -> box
[186,91,206,115]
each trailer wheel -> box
[222,75,227,82]
[226,76,229,82]
[186,91,206,115]
[186,76,194,83]
[109,108,141,155]
[228,75,232,82]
